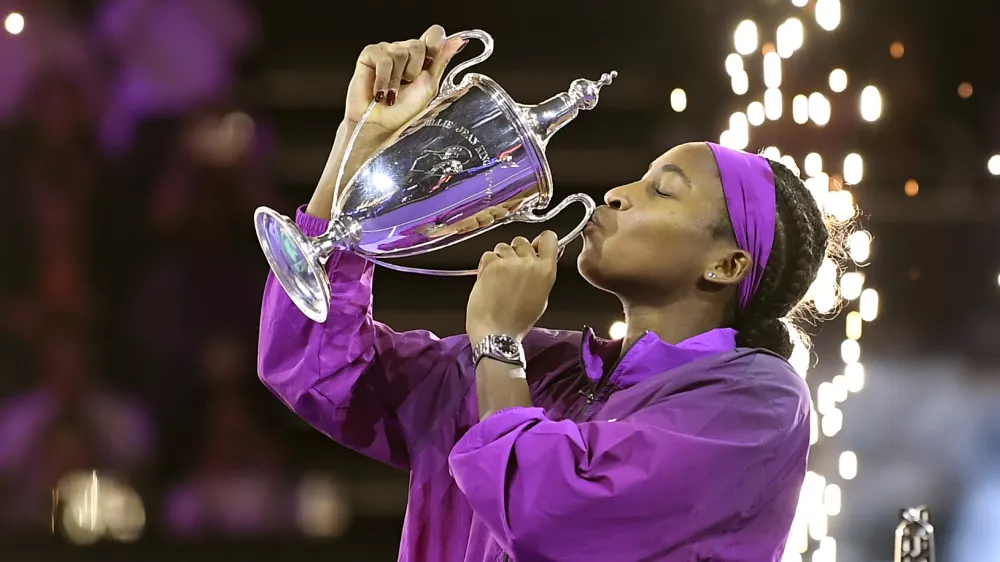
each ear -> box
[703,249,752,286]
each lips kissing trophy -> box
[253,29,616,322]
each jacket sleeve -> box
[258,207,470,470]
[448,376,811,561]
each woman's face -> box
[578,142,745,302]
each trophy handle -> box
[513,193,597,248]
[361,194,596,277]
[439,29,495,98]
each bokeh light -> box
[860,86,882,121]
[808,92,831,126]
[747,101,766,126]
[988,155,1000,176]
[735,20,759,55]
[670,88,688,112]
[815,0,842,30]
[4,12,24,34]
[765,88,783,120]
[732,71,750,95]
[843,153,863,184]
[828,69,848,93]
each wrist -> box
[474,354,532,420]
[332,120,393,167]
[339,118,394,145]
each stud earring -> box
[707,272,717,279]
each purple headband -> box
[705,142,777,311]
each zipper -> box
[571,326,625,422]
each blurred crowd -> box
[0,0,359,542]
[1,2,1000,561]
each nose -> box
[603,182,634,210]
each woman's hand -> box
[309,24,466,218]
[467,232,560,345]
[345,24,467,134]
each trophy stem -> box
[312,215,363,262]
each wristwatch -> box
[472,334,526,370]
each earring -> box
[707,272,717,279]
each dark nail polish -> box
[456,40,468,53]
[386,90,397,106]
[423,57,433,70]
[374,91,385,103]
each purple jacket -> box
[257,208,811,562]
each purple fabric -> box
[257,208,811,561]
[705,142,777,311]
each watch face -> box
[493,336,520,358]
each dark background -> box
[0,0,997,560]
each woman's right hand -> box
[345,24,467,135]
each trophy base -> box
[254,207,332,323]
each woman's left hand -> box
[467,231,559,345]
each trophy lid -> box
[519,71,617,147]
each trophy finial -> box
[568,70,618,111]
[519,70,619,147]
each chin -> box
[577,248,610,291]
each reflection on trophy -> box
[253,29,616,322]
[418,195,532,239]
[895,506,935,562]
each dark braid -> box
[729,160,829,358]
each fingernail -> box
[423,57,433,70]
[386,90,397,106]
[456,40,468,53]
[374,91,385,103]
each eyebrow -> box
[660,164,693,187]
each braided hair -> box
[719,159,833,358]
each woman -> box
[259,25,832,561]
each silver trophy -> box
[253,29,615,322]
[895,506,935,562]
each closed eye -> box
[653,183,674,198]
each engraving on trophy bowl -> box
[411,145,475,177]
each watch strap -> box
[473,334,526,370]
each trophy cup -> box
[895,506,935,562]
[253,29,616,322]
